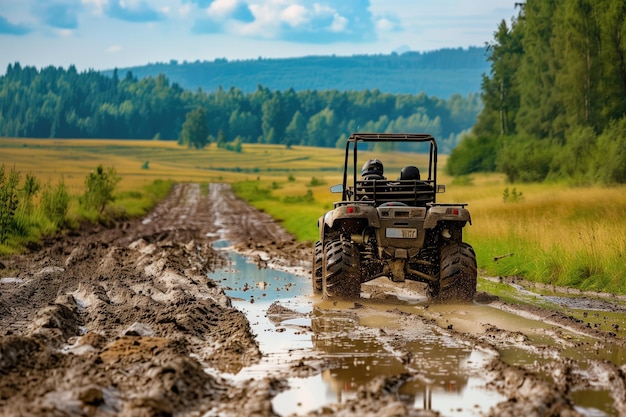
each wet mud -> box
[1,183,625,416]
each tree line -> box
[0,63,482,154]
[448,0,626,184]
[107,47,490,98]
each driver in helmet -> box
[361,158,386,180]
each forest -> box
[0,63,482,154]
[101,47,490,98]
[448,0,626,185]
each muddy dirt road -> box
[1,183,626,417]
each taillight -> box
[446,208,459,215]
[347,206,355,214]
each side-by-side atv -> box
[313,133,477,302]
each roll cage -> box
[339,132,439,203]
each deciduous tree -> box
[179,106,209,149]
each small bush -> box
[0,165,20,243]
[20,173,40,215]
[82,165,121,214]
[502,187,524,203]
[41,178,70,227]
[283,189,314,204]
[308,177,326,187]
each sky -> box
[0,0,518,73]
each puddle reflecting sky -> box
[208,244,620,416]
[208,246,506,416]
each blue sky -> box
[0,0,517,72]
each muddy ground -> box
[1,183,625,417]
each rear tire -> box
[312,241,323,294]
[323,239,361,300]
[428,242,477,302]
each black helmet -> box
[361,159,384,177]
[399,165,420,180]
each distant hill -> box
[101,47,489,98]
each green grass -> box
[443,178,626,294]
[2,138,626,295]
[0,175,174,255]
[231,179,331,242]
[114,179,175,217]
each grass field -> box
[2,137,625,294]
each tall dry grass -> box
[2,138,624,293]
[445,178,626,293]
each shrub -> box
[502,187,524,203]
[21,173,40,215]
[308,177,325,187]
[82,165,121,214]
[446,134,502,176]
[593,117,626,185]
[0,165,20,243]
[497,136,557,183]
[41,178,70,227]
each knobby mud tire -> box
[429,242,477,302]
[323,239,361,300]
[312,241,323,294]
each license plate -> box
[386,228,417,238]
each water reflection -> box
[304,305,504,417]
[209,247,312,361]
[209,247,505,416]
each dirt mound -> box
[0,183,260,416]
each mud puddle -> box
[209,241,313,365]
[419,296,623,415]
[208,245,506,416]
[207,243,623,416]
[301,305,505,417]
[426,302,623,414]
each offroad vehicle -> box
[313,133,477,301]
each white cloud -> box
[329,13,347,32]
[376,18,394,32]
[81,0,109,14]
[244,2,280,37]
[280,4,308,27]
[206,0,240,18]
[238,1,351,38]
[312,3,333,15]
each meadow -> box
[2,137,625,294]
